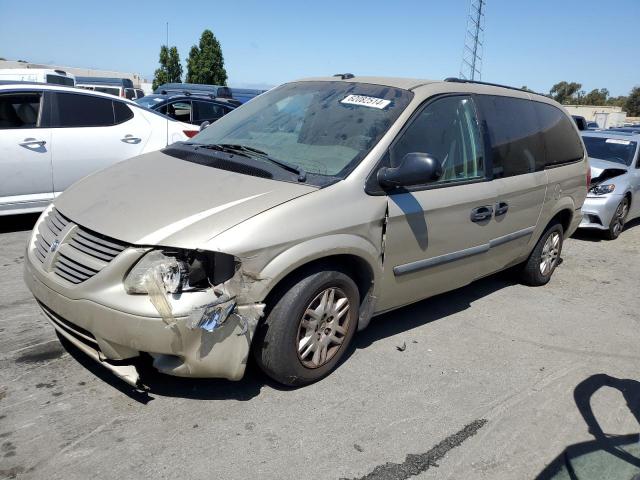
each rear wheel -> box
[253,269,359,386]
[519,223,564,286]
[604,197,629,240]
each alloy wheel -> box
[296,287,351,369]
[539,231,561,276]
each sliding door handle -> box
[495,201,509,216]
[470,205,493,222]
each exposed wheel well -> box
[549,209,573,233]
[262,254,374,312]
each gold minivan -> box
[24,76,588,388]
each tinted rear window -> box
[54,93,114,127]
[535,103,585,165]
[476,95,544,177]
[114,101,134,124]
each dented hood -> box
[54,151,317,248]
[589,157,628,179]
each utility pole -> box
[460,0,486,80]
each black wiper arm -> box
[217,144,307,182]
[184,142,252,158]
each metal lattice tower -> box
[460,0,486,80]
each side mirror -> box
[200,121,211,132]
[377,152,443,189]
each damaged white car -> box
[24,76,587,387]
[579,132,640,239]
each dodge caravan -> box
[24,76,588,388]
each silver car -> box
[24,76,588,387]
[579,131,640,239]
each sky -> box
[1,0,638,96]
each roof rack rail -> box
[444,77,542,95]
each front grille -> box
[33,208,130,285]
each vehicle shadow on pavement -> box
[535,374,640,479]
[0,213,39,234]
[353,270,516,350]
[572,217,640,242]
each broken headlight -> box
[124,249,236,295]
[589,184,615,195]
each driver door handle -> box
[121,134,141,143]
[495,201,509,216]
[470,205,493,222]
[19,138,46,147]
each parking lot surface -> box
[1,214,639,480]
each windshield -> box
[582,136,637,166]
[193,81,413,177]
[135,95,165,108]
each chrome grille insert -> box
[32,208,130,284]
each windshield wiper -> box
[216,144,307,182]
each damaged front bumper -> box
[579,194,623,230]
[24,254,265,387]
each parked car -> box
[76,76,135,99]
[572,115,588,131]
[229,87,267,104]
[23,76,587,388]
[0,68,75,86]
[154,82,237,102]
[579,131,640,239]
[586,121,599,129]
[0,83,197,215]
[135,93,236,126]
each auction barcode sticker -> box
[341,94,391,109]
[606,139,631,145]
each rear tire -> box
[519,222,564,286]
[253,269,359,386]
[604,197,629,240]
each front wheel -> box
[604,197,629,240]
[253,269,359,386]
[519,223,564,286]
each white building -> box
[563,104,627,128]
[0,60,147,88]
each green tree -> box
[186,29,227,85]
[625,87,640,117]
[606,95,627,108]
[152,45,182,90]
[549,81,582,104]
[582,88,609,106]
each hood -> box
[588,157,628,179]
[54,151,317,249]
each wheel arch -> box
[255,235,381,331]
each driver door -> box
[377,95,498,312]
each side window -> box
[114,101,134,124]
[163,101,192,123]
[476,95,544,178]
[390,95,484,184]
[534,103,585,166]
[54,93,114,127]
[0,92,42,129]
[124,88,136,100]
[194,101,225,122]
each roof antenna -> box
[334,73,354,80]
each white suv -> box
[0,84,197,215]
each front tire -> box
[519,222,564,286]
[604,197,629,240]
[253,269,359,386]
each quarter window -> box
[535,103,585,166]
[114,101,134,124]
[54,93,114,127]
[476,95,544,177]
[0,92,41,129]
[390,95,484,184]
